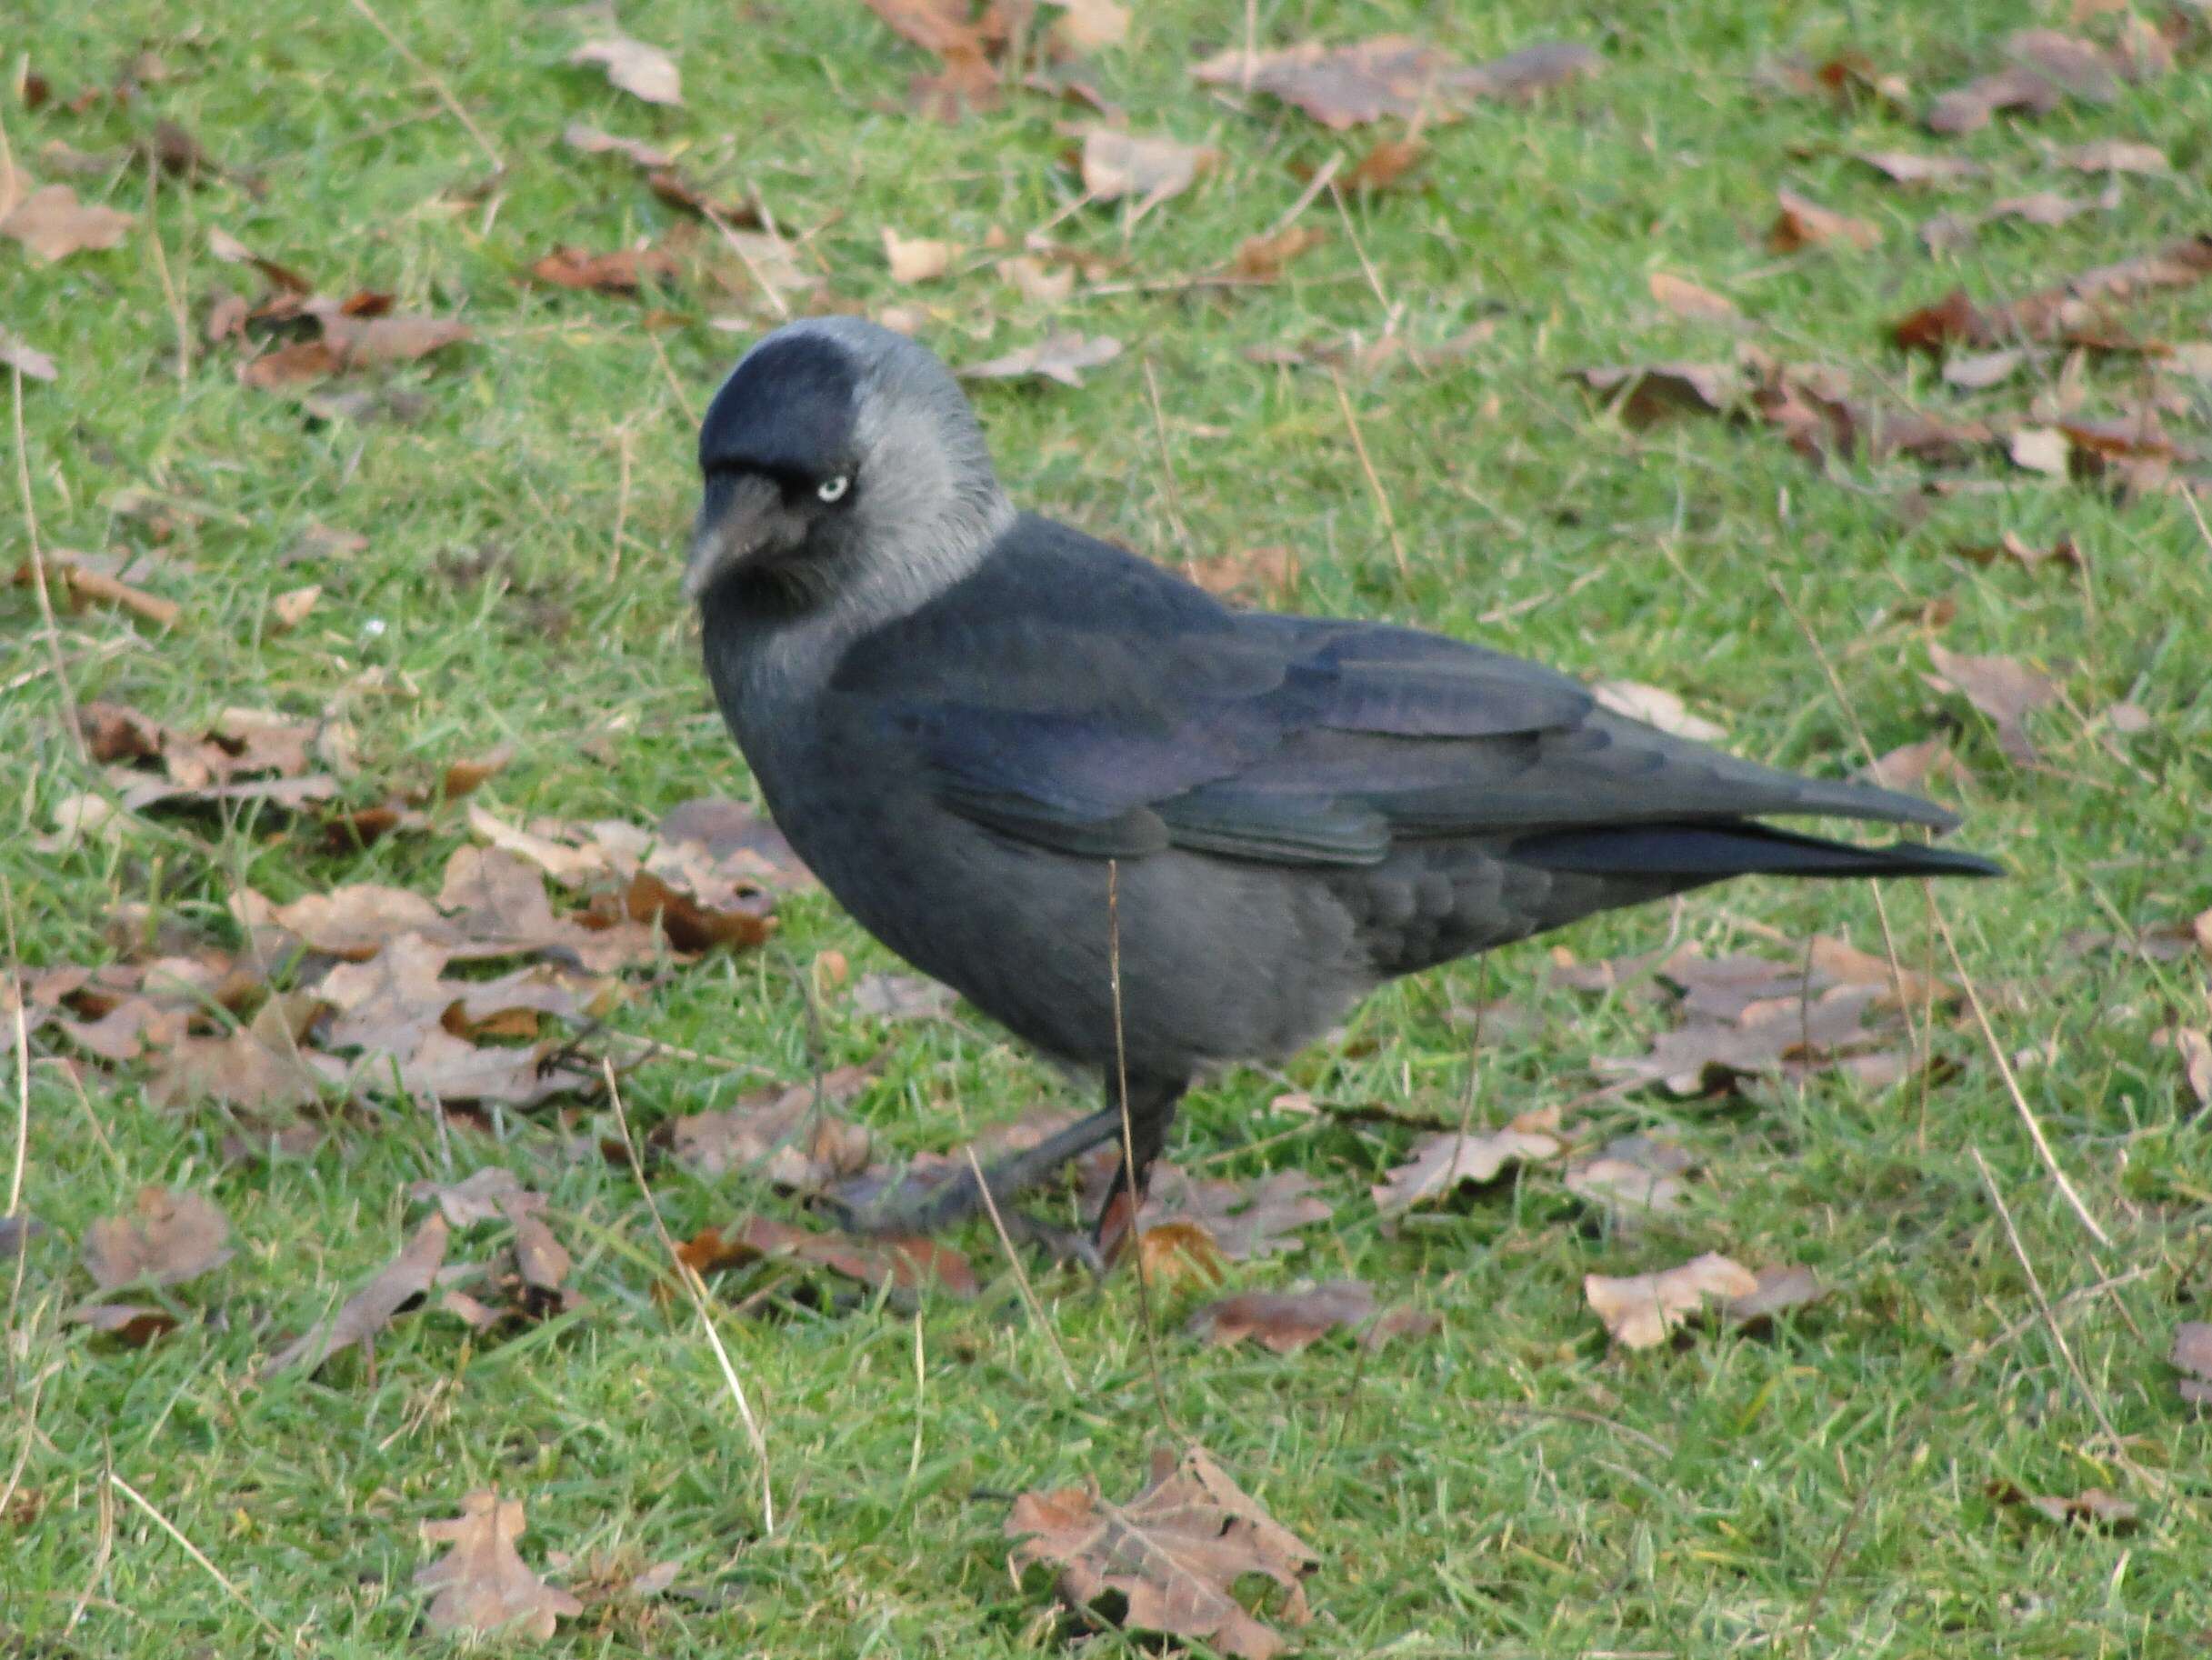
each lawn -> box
[5,0,2210,1654]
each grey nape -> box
[683,317,2000,1246]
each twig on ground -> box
[1329,367,1409,585]
[1106,860,1179,1441]
[108,1471,289,1648]
[11,368,87,766]
[966,1146,1080,1395]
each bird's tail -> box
[1511,821,2003,881]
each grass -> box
[5,0,2210,1653]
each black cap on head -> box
[698,332,860,480]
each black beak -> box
[683,473,785,602]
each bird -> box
[684,315,1999,1247]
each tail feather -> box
[1512,821,2002,881]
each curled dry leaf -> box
[1192,35,1597,128]
[1371,1109,1562,1210]
[1006,1445,1318,1660]
[1142,1165,1329,1261]
[568,35,682,105]
[882,227,955,284]
[2171,1026,2210,1109]
[1987,1481,2138,1531]
[0,185,133,261]
[959,332,1123,387]
[1767,187,1881,254]
[679,1215,976,1298]
[262,1214,448,1380]
[529,245,676,295]
[83,1185,233,1290]
[1078,128,1217,206]
[1648,272,1744,326]
[1586,1252,1759,1349]
[1571,361,1740,426]
[559,122,673,169]
[1854,150,1983,186]
[415,1489,584,1640]
[1135,1219,1227,1289]
[1926,644,2057,764]
[2173,1322,2212,1405]
[1593,680,1727,742]
[660,1064,875,1192]
[1188,1280,1375,1354]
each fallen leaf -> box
[2174,1322,2212,1405]
[998,255,1076,305]
[411,1166,534,1228]
[1231,225,1326,282]
[1341,137,1427,191]
[1944,347,2029,391]
[959,332,1122,386]
[1570,361,1740,426]
[1726,1264,1826,1325]
[1927,644,2057,763]
[2173,1026,2210,1109]
[1808,935,1957,1006]
[1135,1219,1227,1288]
[864,0,1001,115]
[1192,35,1597,128]
[1142,1165,1329,1260]
[676,1070,879,1197]
[1361,1305,1441,1350]
[853,971,956,1021]
[1927,65,2064,135]
[1854,149,1984,186]
[1048,0,1129,54]
[2007,426,2071,477]
[2057,139,2169,175]
[882,227,955,284]
[568,35,682,105]
[1586,1252,1759,1348]
[66,1303,179,1346]
[1371,1112,1562,1210]
[147,994,345,1113]
[528,245,676,295]
[0,330,57,382]
[1648,272,1743,326]
[0,185,133,261]
[2006,29,2120,101]
[558,122,673,169]
[1956,530,2081,572]
[1767,187,1881,254]
[1602,982,1905,1095]
[1593,679,1727,742]
[270,585,320,630]
[1006,1445,1317,1660]
[1188,1280,1376,1354]
[416,1489,584,1640]
[83,1186,233,1290]
[1078,128,1217,206]
[680,1215,976,1298]
[1564,1136,1695,1222]
[1987,1480,2138,1531]
[262,1214,448,1379]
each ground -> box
[4,0,2210,1655]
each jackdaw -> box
[685,317,1999,1241]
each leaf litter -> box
[415,1488,584,1639]
[1006,1445,1318,1660]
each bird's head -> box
[686,317,1012,616]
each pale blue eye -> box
[817,475,850,504]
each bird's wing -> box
[836,526,1951,866]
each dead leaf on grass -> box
[1926,644,2057,763]
[1006,1445,1317,1660]
[1142,1166,1329,1261]
[1987,1480,2138,1531]
[679,1215,976,1298]
[568,35,682,105]
[1570,361,1740,426]
[1854,149,1984,186]
[882,227,955,284]
[1767,187,1881,254]
[1726,1264,1826,1326]
[960,332,1122,386]
[1188,1280,1376,1354]
[660,1065,875,1191]
[262,1214,448,1379]
[1927,65,2065,135]
[1078,128,1217,207]
[1371,1110,1562,1210]
[1231,225,1326,282]
[1648,272,1744,326]
[83,1185,233,1290]
[1593,679,1727,742]
[864,0,1002,116]
[2174,1322,2212,1405]
[558,122,673,169]
[529,245,677,295]
[1564,1136,1695,1222]
[1184,545,1299,600]
[2057,139,2169,175]
[0,330,57,382]
[416,1489,584,1639]
[1586,1252,1759,1349]
[1047,0,1129,55]
[1192,35,1597,128]
[0,185,133,261]
[853,972,956,1022]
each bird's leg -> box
[1091,1074,1187,1261]
[828,1105,1124,1239]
